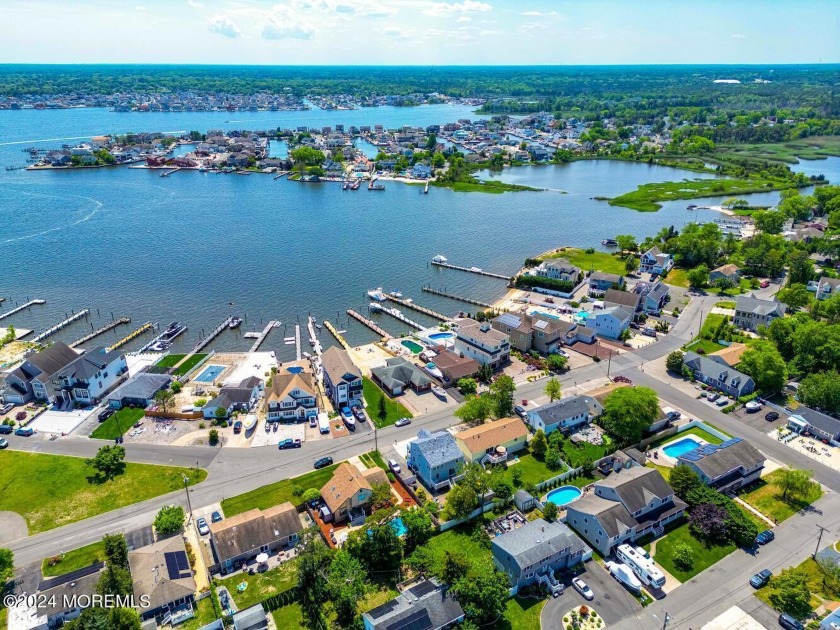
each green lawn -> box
[566,474,599,488]
[645,462,673,482]
[663,268,690,288]
[221,465,338,517]
[0,451,206,534]
[714,301,736,309]
[360,450,388,470]
[179,596,220,630]
[362,377,412,428]
[561,437,612,468]
[216,560,298,610]
[651,522,736,582]
[683,312,729,353]
[155,353,209,376]
[272,603,306,629]
[755,557,840,617]
[156,353,187,368]
[89,408,145,440]
[541,248,626,276]
[609,178,795,212]
[493,596,547,630]
[683,338,727,354]
[42,540,105,577]
[426,521,494,573]
[716,136,840,164]
[707,278,755,296]
[739,469,823,523]
[509,453,562,487]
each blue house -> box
[407,429,465,492]
[411,163,432,179]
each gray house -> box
[321,347,363,409]
[371,356,432,396]
[491,518,591,596]
[588,272,625,296]
[683,351,755,398]
[526,395,603,435]
[733,294,787,332]
[677,437,765,492]
[203,377,261,419]
[107,373,172,409]
[363,579,464,630]
[407,429,465,491]
[788,406,840,443]
[0,341,79,404]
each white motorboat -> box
[432,254,448,263]
[432,386,447,399]
[369,302,384,312]
[391,290,403,298]
[242,414,257,431]
[606,561,642,594]
[425,362,444,380]
[367,287,388,302]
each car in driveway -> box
[0,424,12,434]
[278,438,302,449]
[314,456,334,469]
[98,408,114,422]
[716,397,730,407]
[765,411,780,421]
[211,511,223,523]
[745,401,762,413]
[196,517,210,536]
[706,393,720,402]
[778,613,804,630]
[750,569,772,588]
[0,403,14,415]
[14,427,34,437]
[352,406,367,422]
[514,405,528,419]
[756,530,775,545]
[395,417,411,427]
[572,577,594,600]
[388,458,401,474]
[0,438,8,449]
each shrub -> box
[154,505,185,536]
[672,542,695,571]
[291,485,303,497]
[208,429,219,445]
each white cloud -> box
[521,11,541,16]
[207,14,241,38]
[731,33,747,39]
[457,15,471,23]
[186,0,204,7]
[261,5,315,40]
[382,25,402,37]
[424,1,492,17]
[135,5,146,11]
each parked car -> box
[278,438,302,450]
[756,530,775,545]
[352,406,367,422]
[309,417,317,428]
[745,401,762,413]
[0,424,12,434]
[98,408,114,422]
[0,403,14,415]
[665,410,681,422]
[395,417,411,427]
[716,397,730,407]
[388,459,401,474]
[14,427,34,437]
[572,577,594,600]
[514,405,527,419]
[778,613,804,630]
[706,393,720,402]
[765,411,780,421]
[314,456,334,469]
[211,511,223,523]
[750,569,772,588]
[196,517,210,536]
[760,279,771,289]
[233,420,243,434]
[0,438,8,449]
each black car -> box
[352,406,367,422]
[756,530,775,545]
[233,420,243,434]
[778,613,804,630]
[98,408,114,422]
[314,456,334,469]
[750,569,772,588]
[0,424,12,434]
[765,411,780,421]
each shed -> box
[514,489,537,512]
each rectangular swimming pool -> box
[194,364,225,383]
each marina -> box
[369,304,423,331]
[323,319,350,350]
[69,316,130,349]
[346,309,393,340]
[430,257,511,280]
[0,299,46,322]
[140,321,188,353]
[248,320,280,352]
[31,309,90,343]
[386,293,451,322]
[108,321,153,350]
[421,286,494,309]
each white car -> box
[572,577,594,600]
[388,459,402,474]
[745,401,762,413]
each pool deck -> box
[194,364,226,383]
[654,436,709,467]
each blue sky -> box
[5,0,839,64]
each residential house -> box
[362,579,465,630]
[321,347,363,408]
[710,264,741,285]
[526,395,603,435]
[820,606,840,630]
[321,462,389,525]
[209,502,303,574]
[411,163,432,179]
[707,342,748,368]
[428,348,480,383]
[454,319,510,368]
[455,417,528,465]
[565,467,687,556]
[603,288,642,316]
[30,566,103,629]
[534,259,581,283]
[47,346,127,407]
[492,519,591,596]
[264,372,318,422]
[129,536,197,622]
[816,277,840,301]
[370,356,432,396]
[203,377,261,420]
[231,605,269,630]
[639,246,674,275]
[590,306,633,340]
[107,373,172,409]
[733,294,787,332]
[788,406,840,443]
[588,272,625,297]
[682,352,755,398]
[634,281,670,315]
[677,437,765,492]
[491,312,575,355]
[408,428,466,491]
[0,341,79,404]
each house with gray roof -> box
[566,467,686,556]
[203,377,261,419]
[232,604,269,630]
[526,395,603,435]
[363,579,464,630]
[321,346,362,409]
[0,341,79,404]
[371,356,433,396]
[534,258,581,283]
[492,312,574,354]
[603,288,642,315]
[634,280,670,315]
[491,518,591,596]
[733,294,787,332]
[129,536,197,622]
[788,406,840,443]
[677,437,765,492]
[588,271,625,296]
[107,372,172,409]
[454,319,510,369]
[47,345,127,407]
[816,276,840,301]
[639,246,674,275]
[590,306,633,339]
[407,429,465,491]
[682,351,755,398]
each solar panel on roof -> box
[496,313,522,328]
[164,550,191,580]
[720,437,742,448]
[386,609,432,630]
[534,320,549,330]
[409,580,437,598]
[369,600,398,619]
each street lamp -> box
[182,474,194,525]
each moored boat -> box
[432,385,447,399]
[229,316,243,329]
[367,287,388,302]
[432,254,448,263]
[602,238,618,246]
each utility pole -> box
[607,350,612,378]
[661,611,672,630]
[814,524,830,558]
[183,474,194,525]
[374,424,378,454]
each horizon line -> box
[1,62,839,68]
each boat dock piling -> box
[273,171,290,180]
[375,305,423,331]
[347,309,393,340]
[421,286,493,308]
[32,308,90,343]
[0,299,46,322]
[307,316,323,357]
[109,321,153,350]
[249,320,279,352]
[160,168,180,177]
[70,317,130,349]
[294,324,302,360]
[189,316,234,355]
[387,293,451,321]
[430,259,510,280]
[323,320,350,350]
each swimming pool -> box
[401,340,424,354]
[391,517,407,537]
[428,332,454,341]
[574,310,590,324]
[286,366,303,374]
[194,364,225,383]
[662,437,702,459]
[546,485,583,507]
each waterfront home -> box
[32,566,103,629]
[534,258,581,283]
[707,342,748,368]
[128,536,196,623]
[454,319,510,369]
[566,467,687,556]
[264,372,318,422]
[320,462,389,525]
[677,437,765,492]
[603,288,642,316]
[588,271,625,296]
[634,280,670,315]
[48,346,127,407]
[370,356,432,396]
[209,502,302,574]
[411,163,432,179]
[526,395,603,435]
[0,341,79,404]
[640,246,674,275]
[682,351,755,398]
[427,347,480,383]
[407,428,466,492]
[362,579,465,630]
[710,264,741,285]
[590,306,633,340]
[321,347,363,409]
[46,150,71,166]
[492,312,574,355]
[492,518,591,596]
[733,294,787,332]
[455,417,528,465]
[788,406,840,443]
[106,372,171,409]
[226,152,251,168]
[815,276,840,301]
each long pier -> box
[109,321,153,351]
[347,309,393,340]
[70,317,130,349]
[430,260,510,280]
[0,299,46,322]
[249,320,279,352]
[387,294,450,321]
[189,315,233,355]
[374,305,423,330]
[323,320,350,350]
[421,286,493,308]
[32,309,89,343]
[294,324,302,360]
[307,316,323,357]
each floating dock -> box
[307,317,323,357]
[421,286,493,308]
[347,309,393,340]
[387,294,451,321]
[70,317,130,349]
[294,324,302,360]
[109,321,153,350]
[430,259,509,280]
[0,299,46,322]
[32,309,90,343]
[323,320,350,350]
[373,305,423,330]
[249,320,279,352]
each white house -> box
[264,371,318,422]
[590,306,633,339]
[639,246,674,275]
[535,258,581,283]
[47,346,128,407]
[454,319,510,369]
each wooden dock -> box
[109,321,153,350]
[430,260,510,280]
[32,309,89,343]
[387,294,451,321]
[421,286,493,308]
[307,317,323,357]
[70,317,130,349]
[249,320,279,352]
[347,309,393,340]
[294,324,302,360]
[189,315,233,355]
[374,305,423,330]
[323,320,350,350]
[0,299,46,322]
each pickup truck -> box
[278,438,302,450]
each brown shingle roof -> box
[709,342,748,367]
[264,372,315,408]
[320,463,372,514]
[209,502,301,565]
[455,417,528,456]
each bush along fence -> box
[261,585,300,612]
[533,466,583,494]
[638,419,730,450]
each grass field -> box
[683,312,728,354]
[541,247,626,275]
[155,353,208,376]
[716,136,840,164]
[739,469,823,523]
[663,268,690,288]
[0,451,206,534]
[272,603,306,629]
[561,436,613,468]
[755,557,840,617]
[506,453,561,488]
[609,178,791,212]
[493,596,547,630]
[179,596,220,630]
[362,377,412,428]
[90,407,145,440]
[434,178,540,194]
[427,520,494,573]
[359,450,388,470]
[651,522,736,582]
[42,540,106,577]
[220,465,338,517]
[216,559,298,610]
